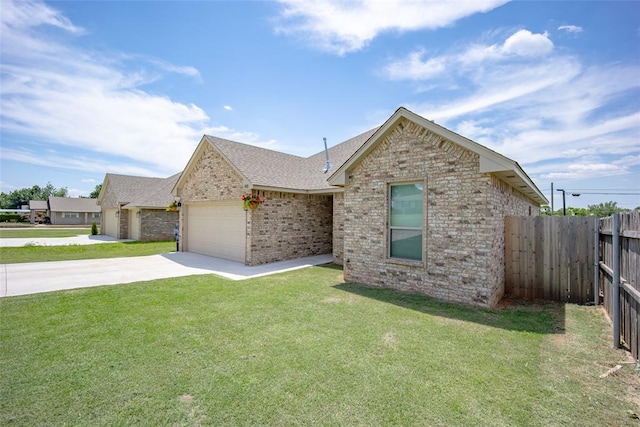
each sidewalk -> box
[0,234,130,247]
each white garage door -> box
[103,209,118,238]
[186,202,246,263]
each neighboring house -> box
[28,200,48,224]
[173,107,547,307]
[97,173,179,241]
[47,197,101,225]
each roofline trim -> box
[172,136,252,196]
[328,107,548,205]
[251,185,343,195]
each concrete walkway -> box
[0,252,333,297]
[0,234,130,247]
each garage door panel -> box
[186,202,245,262]
[103,209,118,238]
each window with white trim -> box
[62,212,80,218]
[389,182,423,261]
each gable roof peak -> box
[328,106,547,205]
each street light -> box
[557,189,566,216]
[556,189,581,216]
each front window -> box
[62,212,80,218]
[389,183,423,261]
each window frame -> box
[62,212,80,219]
[387,179,427,265]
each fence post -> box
[594,217,599,305]
[612,213,620,349]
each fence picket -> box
[505,212,638,362]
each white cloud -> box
[386,29,554,81]
[275,0,509,55]
[558,25,583,34]
[1,0,84,34]
[224,105,233,111]
[383,29,640,184]
[0,0,277,176]
[0,147,162,176]
[501,30,553,57]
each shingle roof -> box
[48,197,100,213]
[204,127,379,192]
[125,173,180,208]
[101,173,179,209]
[29,200,48,210]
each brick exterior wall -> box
[332,192,345,265]
[178,143,246,254]
[140,210,179,241]
[119,211,129,240]
[342,118,539,308]
[178,144,333,265]
[179,144,246,202]
[247,190,333,265]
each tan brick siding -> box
[140,210,179,241]
[119,211,129,239]
[342,118,539,308]
[247,190,333,266]
[332,192,345,265]
[178,144,333,265]
[99,184,119,209]
[180,144,245,202]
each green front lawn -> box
[0,241,175,264]
[0,228,91,238]
[0,266,636,426]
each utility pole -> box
[551,182,554,213]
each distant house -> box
[97,173,179,241]
[173,107,547,308]
[47,197,101,225]
[28,200,48,224]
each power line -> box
[566,192,640,196]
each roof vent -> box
[322,137,331,174]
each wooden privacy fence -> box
[505,216,598,304]
[600,212,640,362]
[505,212,639,361]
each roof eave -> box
[328,106,548,206]
[251,184,343,195]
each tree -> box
[587,201,629,218]
[0,182,68,209]
[88,184,102,199]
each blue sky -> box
[1,0,639,209]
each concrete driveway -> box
[0,234,130,247]
[0,252,333,297]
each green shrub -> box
[91,221,98,235]
[0,213,21,223]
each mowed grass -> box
[1,265,637,426]
[0,227,91,238]
[0,241,175,264]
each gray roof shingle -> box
[48,197,100,213]
[204,127,378,192]
[29,200,48,210]
[103,173,179,209]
